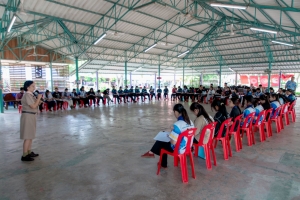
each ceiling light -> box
[210,3,247,10]
[271,40,294,47]
[93,33,107,45]
[177,50,189,57]
[7,15,17,33]
[250,27,277,34]
[144,44,157,52]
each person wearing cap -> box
[286,89,296,103]
[103,88,113,104]
[79,86,89,107]
[285,76,297,92]
[71,89,80,107]
[118,86,126,103]
[20,80,42,161]
[135,86,142,102]
[16,87,25,105]
[63,88,73,109]
[52,87,63,110]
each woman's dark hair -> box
[259,94,269,103]
[244,95,253,104]
[90,88,94,91]
[190,102,213,123]
[270,93,279,102]
[230,97,242,113]
[211,99,228,117]
[23,80,34,91]
[173,104,191,125]
[253,98,259,107]
[20,87,24,91]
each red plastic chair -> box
[287,101,296,123]
[240,112,255,147]
[193,122,218,170]
[229,114,243,152]
[252,110,266,142]
[279,103,289,129]
[264,108,273,137]
[18,105,22,113]
[63,101,68,110]
[43,103,49,111]
[79,100,84,108]
[213,118,232,160]
[271,106,282,133]
[157,128,197,183]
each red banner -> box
[281,74,294,81]
[240,75,249,85]
[271,75,279,87]
[260,76,268,87]
[249,76,258,87]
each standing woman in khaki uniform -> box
[20,81,42,161]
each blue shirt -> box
[118,89,123,94]
[270,101,281,118]
[135,88,140,93]
[124,89,129,93]
[287,94,296,102]
[177,88,183,92]
[164,88,169,93]
[168,116,194,154]
[285,80,297,91]
[149,88,154,93]
[142,89,147,93]
[254,105,264,124]
[112,89,117,94]
[242,105,255,127]
[157,89,162,93]
[129,88,134,93]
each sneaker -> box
[29,152,39,157]
[21,155,34,161]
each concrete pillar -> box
[130,72,132,86]
[75,57,79,93]
[235,71,238,86]
[96,70,99,91]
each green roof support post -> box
[219,65,222,87]
[96,70,99,91]
[183,60,185,87]
[125,51,127,86]
[158,55,161,88]
[75,57,79,93]
[50,61,53,92]
[262,38,274,91]
[268,62,272,89]
[0,60,3,113]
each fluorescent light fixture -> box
[229,68,235,72]
[210,3,247,10]
[177,50,189,57]
[7,15,17,33]
[271,40,294,47]
[93,33,107,45]
[144,43,157,52]
[250,27,277,34]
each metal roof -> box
[0,0,299,76]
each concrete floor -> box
[0,99,300,200]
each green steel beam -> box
[194,0,300,12]
[0,61,3,113]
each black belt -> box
[22,111,37,114]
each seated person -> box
[44,90,56,111]
[156,87,162,100]
[176,86,183,101]
[286,89,296,103]
[87,88,96,105]
[62,88,74,109]
[206,86,215,103]
[171,85,177,101]
[182,85,188,101]
[135,86,142,102]
[142,86,150,101]
[195,85,203,102]
[269,93,281,118]
[16,87,24,105]
[52,87,63,110]
[112,86,120,103]
[254,88,263,98]
[211,99,228,137]
[34,90,44,112]
[215,86,222,94]
[71,89,80,106]
[228,97,242,131]
[103,89,113,104]
[278,88,288,104]
[129,86,136,102]
[163,86,169,100]
[199,87,207,103]
[242,87,252,107]
[252,98,264,124]
[118,87,126,103]
[79,86,89,107]
[241,95,256,127]
[149,86,155,100]
[190,102,214,144]
[124,86,130,101]
[141,104,194,168]
[95,90,103,105]
[259,95,271,110]
[269,87,275,94]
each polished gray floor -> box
[0,99,300,200]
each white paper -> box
[154,131,170,142]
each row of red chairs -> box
[156,101,296,183]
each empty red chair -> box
[213,118,232,160]
[287,101,296,123]
[252,110,266,142]
[157,128,197,183]
[229,114,243,152]
[264,108,273,137]
[271,106,282,133]
[240,112,255,147]
[193,122,218,170]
